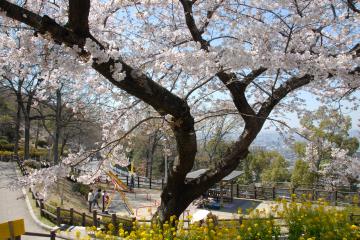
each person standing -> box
[88,189,93,213]
[102,190,108,212]
[130,174,135,191]
[92,188,101,209]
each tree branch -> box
[347,0,360,13]
[67,0,90,36]
[0,0,197,196]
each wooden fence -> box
[16,158,134,235]
[116,175,165,190]
[114,173,360,207]
[23,231,56,239]
[14,158,360,239]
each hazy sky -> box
[265,90,360,133]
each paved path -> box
[0,161,50,239]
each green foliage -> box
[0,138,9,145]
[292,142,306,158]
[291,160,317,187]
[0,147,47,159]
[23,159,41,169]
[0,143,15,151]
[293,107,359,186]
[341,137,360,156]
[0,150,14,157]
[72,182,90,197]
[239,149,289,184]
[261,154,290,183]
[36,139,48,148]
[300,107,359,158]
[79,199,360,240]
[205,138,232,161]
[0,96,16,142]
[279,199,360,240]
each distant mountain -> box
[250,131,298,165]
[251,130,360,165]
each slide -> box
[106,171,134,215]
[107,171,129,192]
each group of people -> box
[87,188,110,213]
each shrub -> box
[0,150,14,157]
[72,199,360,240]
[0,143,15,151]
[36,140,48,148]
[0,138,9,145]
[18,148,48,159]
[72,182,91,197]
[278,197,360,240]
[23,159,41,169]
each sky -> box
[265,90,360,133]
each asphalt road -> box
[0,161,49,239]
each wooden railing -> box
[29,188,135,233]
[23,231,56,239]
[17,158,134,236]
[15,159,360,237]
[114,173,360,207]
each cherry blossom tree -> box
[297,107,360,187]
[0,0,359,222]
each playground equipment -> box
[105,171,134,215]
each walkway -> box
[0,161,49,239]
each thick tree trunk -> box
[156,149,250,222]
[155,186,194,223]
[145,131,159,179]
[13,100,21,156]
[53,89,61,164]
[34,120,40,149]
[154,124,257,223]
[60,137,67,156]
[24,117,30,159]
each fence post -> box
[50,230,56,240]
[230,183,233,201]
[40,200,44,217]
[334,190,338,206]
[272,187,276,200]
[93,210,97,227]
[82,212,86,226]
[161,178,164,190]
[70,208,74,225]
[33,192,39,207]
[29,188,34,199]
[137,176,140,188]
[312,189,316,201]
[126,176,129,186]
[239,216,243,225]
[149,177,152,189]
[236,184,239,198]
[349,213,354,222]
[111,213,117,234]
[56,207,61,226]
[254,186,257,199]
